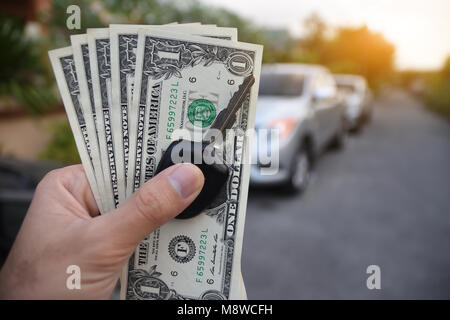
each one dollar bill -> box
[121,29,262,300]
[48,47,106,213]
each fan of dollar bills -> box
[48,23,262,300]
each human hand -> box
[0,163,204,299]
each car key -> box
[155,75,256,219]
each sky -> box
[205,0,450,70]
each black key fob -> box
[155,139,229,219]
[154,75,255,219]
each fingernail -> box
[168,164,202,199]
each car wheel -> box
[350,118,363,134]
[330,122,347,150]
[364,110,372,124]
[285,148,310,193]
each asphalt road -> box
[242,89,450,299]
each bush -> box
[424,57,450,120]
[425,77,450,120]
[39,121,80,164]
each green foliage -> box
[39,120,80,164]
[0,1,105,116]
[40,0,104,49]
[424,57,450,120]
[0,14,56,114]
[2,1,399,162]
[281,15,395,90]
[100,0,292,63]
[297,13,327,60]
[396,57,450,120]
[441,56,450,78]
[394,70,429,88]
[322,26,395,90]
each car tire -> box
[350,118,363,134]
[364,110,372,124]
[284,147,311,194]
[330,122,346,150]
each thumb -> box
[93,163,204,250]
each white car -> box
[251,64,346,192]
[334,74,373,131]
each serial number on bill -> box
[195,228,210,284]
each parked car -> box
[334,74,373,131]
[250,63,346,193]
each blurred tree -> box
[32,0,295,163]
[321,26,395,89]
[40,0,104,49]
[289,14,395,90]
[0,14,55,114]
[302,13,327,50]
[441,56,450,78]
[424,56,450,120]
[39,121,80,164]
[2,0,400,163]
[99,0,293,63]
[288,13,326,64]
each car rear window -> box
[336,83,357,93]
[259,73,304,97]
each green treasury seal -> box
[188,99,216,128]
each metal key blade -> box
[207,75,255,138]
